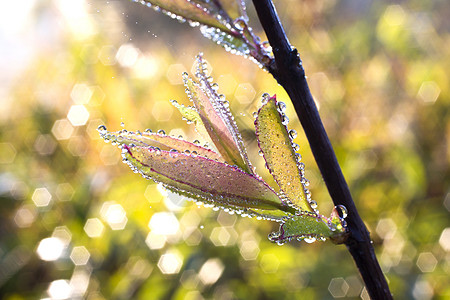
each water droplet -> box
[191,151,198,157]
[288,129,297,139]
[261,93,270,104]
[211,83,219,91]
[261,41,272,53]
[120,122,125,128]
[157,129,165,135]
[258,150,264,156]
[292,143,300,152]
[277,101,286,112]
[193,140,200,145]
[233,18,246,31]
[281,115,289,125]
[304,236,316,243]
[309,200,317,209]
[184,149,190,155]
[335,205,348,218]
[97,125,107,132]
[145,128,152,133]
[169,149,178,157]
[252,111,258,118]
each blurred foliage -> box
[0,0,449,299]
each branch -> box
[251,0,392,298]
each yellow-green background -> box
[0,0,449,299]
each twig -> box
[251,0,392,298]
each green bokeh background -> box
[0,0,449,299]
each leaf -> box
[135,0,232,34]
[98,127,223,161]
[255,95,313,212]
[122,145,294,212]
[269,208,348,244]
[183,55,253,174]
[268,213,333,244]
[170,100,211,142]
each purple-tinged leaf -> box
[183,55,253,174]
[98,126,223,162]
[255,95,314,212]
[121,145,293,212]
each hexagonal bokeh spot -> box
[32,187,52,207]
[0,142,17,164]
[259,253,279,273]
[412,277,434,300]
[144,184,162,203]
[67,136,88,157]
[55,183,74,201]
[198,258,224,285]
[14,205,37,228]
[36,237,65,261]
[439,227,450,251]
[70,246,90,266]
[34,134,57,156]
[157,251,183,274]
[98,45,117,65]
[67,105,90,126]
[101,203,128,230]
[234,83,256,104]
[216,211,237,227]
[71,83,93,104]
[116,43,140,67]
[239,240,260,261]
[51,119,75,140]
[376,218,397,239]
[210,226,237,247]
[166,64,187,85]
[52,226,72,246]
[148,212,179,235]
[328,277,349,298]
[145,231,167,250]
[47,279,72,300]
[417,81,440,104]
[416,252,438,273]
[84,218,105,238]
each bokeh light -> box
[157,250,183,275]
[36,237,65,261]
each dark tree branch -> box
[251,0,392,299]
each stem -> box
[251,0,392,298]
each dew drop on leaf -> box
[277,101,286,113]
[261,93,270,104]
[157,129,166,135]
[233,18,246,31]
[288,129,297,140]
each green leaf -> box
[169,99,211,143]
[98,127,223,162]
[269,207,348,244]
[121,145,292,212]
[183,55,253,174]
[255,95,313,212]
